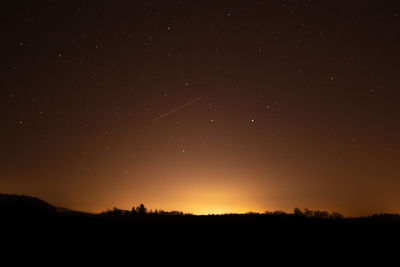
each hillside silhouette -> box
[2,192,400,226]
[0,193,56,217]
[2,192,400,253]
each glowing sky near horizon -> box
[1,1,400,216]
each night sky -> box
[1,0,400,216]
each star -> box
[369,88,376,95]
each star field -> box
[1,0,400,215]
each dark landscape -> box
[3,193,400,243]
[2,1,400,255]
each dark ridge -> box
[0,193,56,216]
[1,192,400,255]
[2,193,400,240]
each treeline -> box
[98,204,344,219]
[292,208,344,219]
[99,204,190,218]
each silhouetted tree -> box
[313,210,329,219]
[294,208,303,216]
[131,206,137,215]
[304,208,313,217]
[136,203,147,215]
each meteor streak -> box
[152,97,203,122]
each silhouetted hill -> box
[2,192,400,255]
[2,193,400,225]
[0,193,56,217]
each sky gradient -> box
[1,0,400,216]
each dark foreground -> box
[1,193,399,257]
